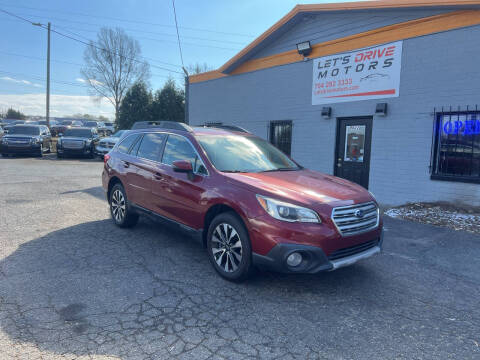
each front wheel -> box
[109,183,138,228]
[206,212,254,282]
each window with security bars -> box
[431,110,480,183]
[269,120,292,156]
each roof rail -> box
[202,124,250,133]
[131,121,192,132]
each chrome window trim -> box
[331,201,379,237]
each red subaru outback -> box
[102,122,383,281]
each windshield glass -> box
[64,128,92,137]
[9,126,40,135]
[197,135,300,173]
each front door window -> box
[344,125,366,162]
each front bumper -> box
[252,229,383,274]
[1,144,40,154]
[57,147,91,156]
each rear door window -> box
[136,133,167,162]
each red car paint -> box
[102,126,382,274]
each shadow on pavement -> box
[0,217,388,358]
[60,186,106,201]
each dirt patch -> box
[385,202,480,234]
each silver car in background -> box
[95,130,128,158]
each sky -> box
[0,0,353,119]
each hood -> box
[223,169,373,209]
[60,137,90,141]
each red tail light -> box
[104,154,110,164]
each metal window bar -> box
[269,120,293,156]
[431,105,480,181]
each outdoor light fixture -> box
[375,103,388,116]
[296,41,312,56]
[321,107,332,119]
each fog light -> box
[286,252,302,267]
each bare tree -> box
[187,63,213,75]
[81,28,150,121]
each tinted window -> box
[8,126,40,135]
[117,134,140,154]
[137,133,166,161]
[163,135,207,174]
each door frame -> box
[334,116,373,189]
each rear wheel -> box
[109,183,138,228]
[206,212,254,282]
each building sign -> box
[312,41,403,105]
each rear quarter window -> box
[117,134,140,154]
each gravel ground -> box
[1,155,480,359]
[385,203,480,234]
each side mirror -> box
[172,160,193,173]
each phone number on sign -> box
[314,78,353,89]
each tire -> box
[109,183,139,228]
[206,212,254,282]
[1,154,8,157]
[56,152,63,159]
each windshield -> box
[197,135,300,173]
[112,130,126,138]
[8,126,40,135]
[64,129,92,137]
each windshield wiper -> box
[260,167,300,172]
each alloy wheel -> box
[211,223,243,273]
[111,189,126,222]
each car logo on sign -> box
[354,209,364,218]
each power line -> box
[172,0,185,69]
[0,69,90,89]
[0,50,181,80]
[0,2,256,38]
[0,8,185,75]
[1,12,249,46]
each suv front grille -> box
[331,202,379,236]
[328,239,379,260]
[63,140,84,149]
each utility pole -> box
[46,22,51,128]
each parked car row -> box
[0,123,127,159]
[0,119,115,137]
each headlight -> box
[256,195,321,223]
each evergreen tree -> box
[5,108,26,120]
[151,79,185,123]
[117,82,152,130]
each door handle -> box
[122,161,130,168]
[154,172,163,180]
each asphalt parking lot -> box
[1,155,479,359]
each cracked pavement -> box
[1,155,479,359]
